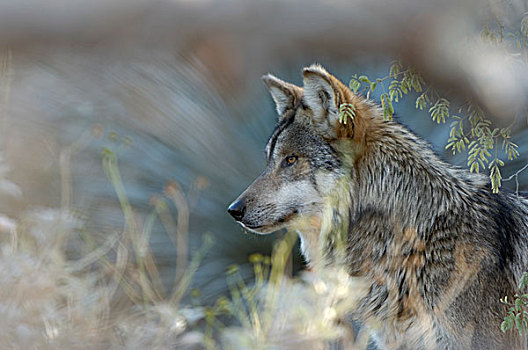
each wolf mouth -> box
[239,222,262,230]
[238,209,299,234]
[236,221,268,234]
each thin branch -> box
[504,163,528,182]
[503,162,528,197]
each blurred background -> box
[1,0,528,348]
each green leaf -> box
[416,93,427,110]
[490,163,502,193]
[351,80,361,94]
[501,319,511,333]
[428,98,450,124]
[515,313,523,334]
[349,75,362,94]
[380,93,394,121]
[381,94,388,120]
[358,75,370,84]
[389,61,402,77]
[339,103,356,124]
[516,298,522,312]
[400,81,409,94]
[411,75,423,92]
[470,161,479,173]
[519,272,528,290]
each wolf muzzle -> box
[227,199,246,221]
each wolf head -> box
[228,64,370,235]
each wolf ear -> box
[302,64,348,139]
[262,74,302,116]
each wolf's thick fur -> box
[228,64,528,349]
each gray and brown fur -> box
[227,64,528,349]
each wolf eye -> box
[282,155,297,167]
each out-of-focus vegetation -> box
[0,139,373,348]
[0,137,213,348]
[501,272,528,340]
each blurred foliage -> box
[501,272,528,336]
[0,130,221,348]
[213,233,368,349]
[101,142,214,307]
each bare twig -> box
[503,162,528,197]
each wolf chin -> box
[227,64,528,349]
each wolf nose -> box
[228,200,245,221]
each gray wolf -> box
[228,64,528,349]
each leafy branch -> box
[501,272,528,336]
[348,60,520,193]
